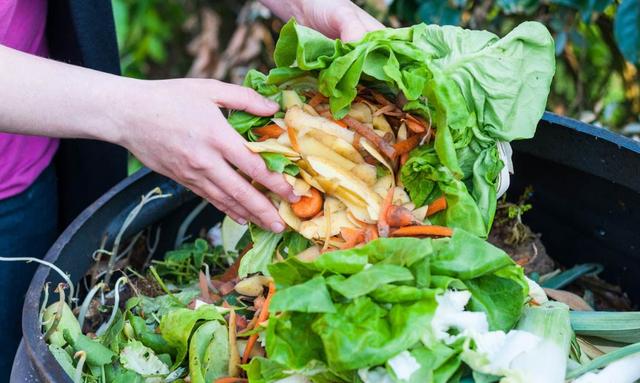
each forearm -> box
[0,44,136,144]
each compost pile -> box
[40,19,640,383]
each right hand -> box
[117,78,298,232]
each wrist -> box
[98,76,147,147]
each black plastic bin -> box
[11,112,640,382]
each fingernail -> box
[289,194,301,203]
[236,218,247,225]
[263,98,279,109]
[271,222,285,233]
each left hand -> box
[261,0,385,42]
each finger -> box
[212,83,279,116]
[208,161,286,233]
[334,5,384,42]
[356,11,385,32]
[221,129,298,203]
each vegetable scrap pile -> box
[232,19,556,240]
[40,19,640,383]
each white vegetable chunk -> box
[431,290,489,344]
[387,351,421,381]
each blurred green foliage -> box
[112,0,639,135]
[112,0,190,78]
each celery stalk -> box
[510,302,573,383]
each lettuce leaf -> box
[270,275,336,313]
[266,312,326,370]
[465,265,529,331]
[431,230,513,280]
[188,320,229,383]
[326,264,414,299]
[260,153,300,176]
[238,225,284,278]
[311,297,437,371]
[159,305,224,368]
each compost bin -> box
[10,113,640,382]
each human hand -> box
[261,0,384,42]
[118,79,298,232]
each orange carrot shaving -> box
[404,114,427,133]
[400,152,409,166]
[287,126,300,152]
[427,196,447,216]
[253,124,284,139]
[341,227,364,243]
[386,205,417,228]
[390,225,453,238]
[242,282,276,364]
[340,227,365,249]
[378,188,394,237]
[343,116,397,160]
[364,224,379,242]
[291,188,323,218]
[333,119,348,128]
[214,378,248,383]
[308,93,328,107]
[393,134,423,155]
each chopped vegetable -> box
[290,187,323,219]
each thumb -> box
[340,23,368,42]
[213,82,279,116]
[331,8,367,42]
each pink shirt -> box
[0,0,59,199]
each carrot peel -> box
[241,282,276,364]
[343,116,397,160]
[253,124,284,140]
[394,134,423,155]
[390,225,453,238]
[377,188,394,238]
[287,125,301,152]
[214,378,248,383]
[427,196,447,216]
[340,227,365,249]
[386,205,417,228]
